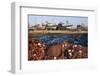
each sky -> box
[28,15,88,27]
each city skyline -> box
[28,15,88,27]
